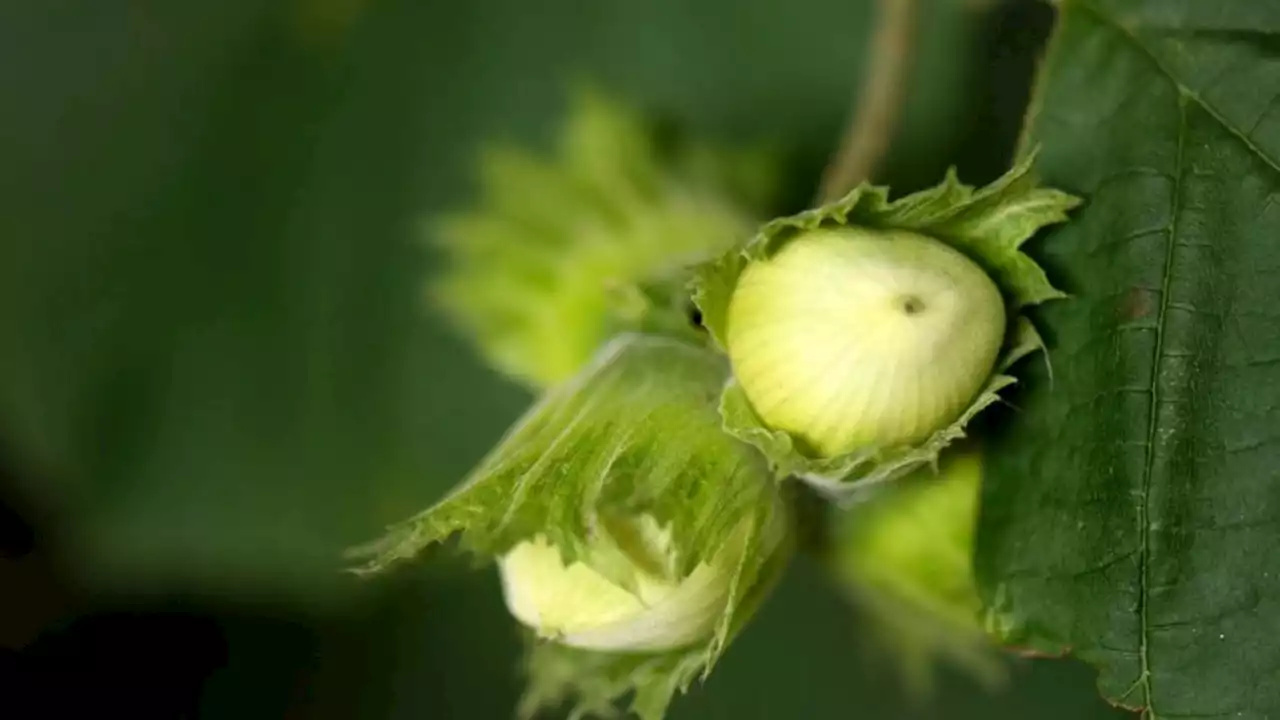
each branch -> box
[816,0,919,203]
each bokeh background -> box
[0,1,1130,717]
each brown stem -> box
[816,0,919,204]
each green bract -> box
[693,153,1080,497]
[351,334,790,720]
[831,450,1003,692]
[433,90,777,388]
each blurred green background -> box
[0,0,1129,717]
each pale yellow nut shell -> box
[726,228,1006,457]
[498,534,731,653]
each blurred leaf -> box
[831,450,1002,694]
[433,90,771,388]
[978,0,1280,716]
[0,0,528,600]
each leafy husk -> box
[693,153,1079,498]
[520,518,792,720]
[348,333,788,718]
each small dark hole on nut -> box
[901,296,925,315]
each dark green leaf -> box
[978,1,1280,717]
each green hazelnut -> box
[725,228,1006,457]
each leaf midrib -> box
[1125,90,1187,720]
[1073,0,1280,175]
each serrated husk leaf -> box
[693,154,1077,496]
[434,89,778,388]
[348,334,789,718]
[349,334,782,577]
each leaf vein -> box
[1075,0,1280,176]
[1128,83,1190,720]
